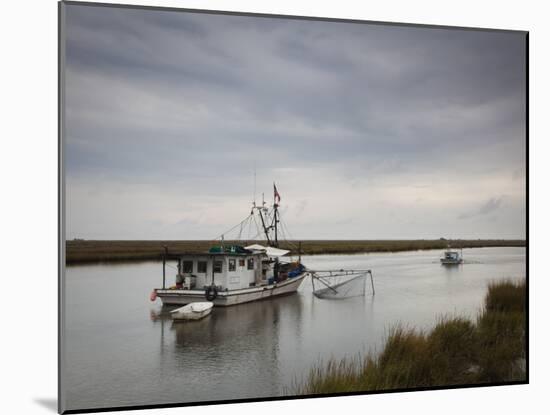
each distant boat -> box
[170,302,213,320]
[440,247,463,265]
[152,184,308,307]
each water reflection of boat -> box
[151,293,304,380]
[440,247,463,265]
[152,184,307,306]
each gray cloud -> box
[458,196,505,220]
[479,197,504,215]
[63,4,526,240]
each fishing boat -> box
[151,184,308,306]
[440,247,463,265]
[170,302,213,321]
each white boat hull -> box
[440,259,463,265]
[171,302,213,320]
[156,272,307,306]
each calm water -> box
[63,247,526,410]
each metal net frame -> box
[309,270,374,299]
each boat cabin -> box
[173,250,274,291]
[440,249,463,265]
[443,251,460,261]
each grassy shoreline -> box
[66,239,526,265]
[291,279,526,394]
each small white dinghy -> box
[170,302,213,321]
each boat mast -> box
[256,193,272,246]
[273,208,278,247]
[252,183,281,248]
[162,245,167,289]
[272,183,280,248]
[272,184,280,281]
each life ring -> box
[205,285,218,301]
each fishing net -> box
[311,271,374,299]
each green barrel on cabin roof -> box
[208,245,251,254]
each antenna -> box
[253,163,257,206]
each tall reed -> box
[293,279,526,394]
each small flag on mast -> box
[274,183,281,204]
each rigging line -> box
[246,212,253,242]
[246,215,255,241]
[249,229,263,241]
[278,226,294,256]
[279,212,292,238]
[248,211,264,242]
[248,212,261,242]
[249,219,262,242]
[237,214,251,241]
[279,219,292,244]
[278,217,290,243]
[282,220,298,246]
[253,162,257,206]
[210,213,253,242]
[246,214,254,239]
[237,220,244,240]
[280,227,298,254]
[279,215,299,249]
[245,219,263,242]
[252,211,263,241]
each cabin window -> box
[182,260,193,273]
[213,260,223,273]
[197,261,207,273]
[239,259,245,267]
[247,258,255,270]
[228,259,236,272]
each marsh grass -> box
[66,239,525,264]
[475,280,527,382]
[293,279,526,394]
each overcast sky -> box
[63,4,526,240]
